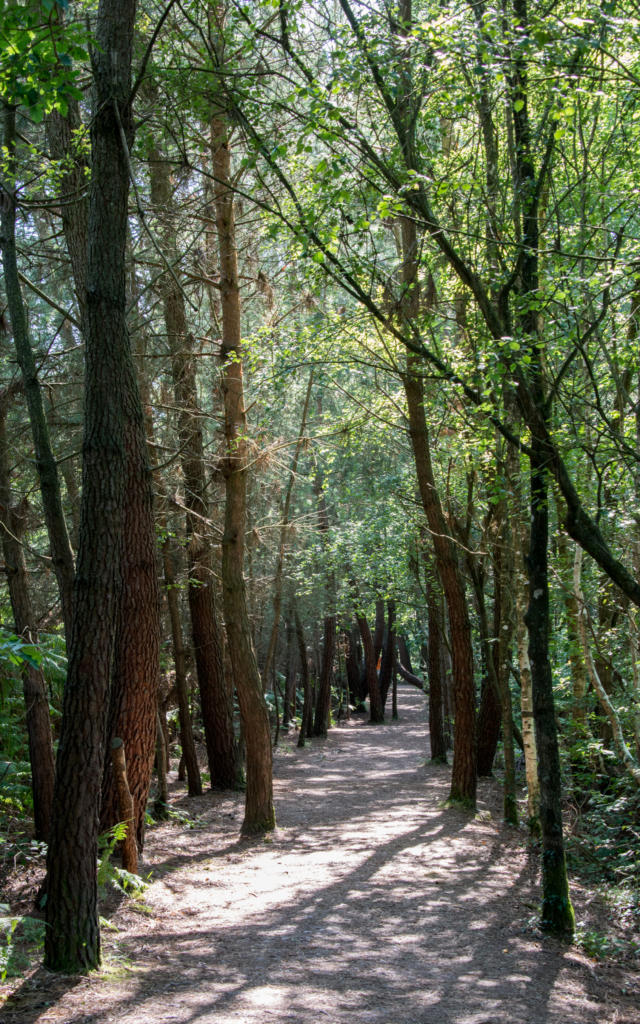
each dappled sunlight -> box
[3,687,637,1024]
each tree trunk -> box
[372,598,385,668]
[527,431,574,933]
[100,399,160,848]
[0,392,55,841]
[295,610,312,748]
[45,0,139,971]
[397,635,414,676]
[344,626,362,705]
[356,612,384,723]
[0,104,75,638]
[313,615,336,737]
[263,371,314,684]
[148,143,239,790]
[161,528,202,796]
[379,599,396,708]
[213,113,274,834]
[311,442,337,738]
[400,208,475,805]
[511,7,573,929]
[404,361,476,805]
[493,499,518,826]
[281,614,296,729]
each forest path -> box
[4,686,639,1024]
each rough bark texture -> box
[110,738,138,873]
[100,403,160,848]
[475,673,501,776]
[0,393,55,840]
[213,113,274,834]
[44,0,140,971]
[49,86,161,849]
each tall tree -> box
[148,139,239,790]
[44,0,154,969]
[212,105,274,834]
[0,105,75,638]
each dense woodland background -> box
[1,0,640,975]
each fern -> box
[97,822,147,895]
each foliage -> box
[0,905,45,980]
[0,0,87,120]
[97,823,148,896]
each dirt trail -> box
[3,687,639,1024]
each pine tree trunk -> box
[100,406,160,848]
[44,0,142,970]
[212,113,274,834]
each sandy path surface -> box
[3,687,639,1023]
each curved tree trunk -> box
[400,212,475,805]
[404,361,476,806]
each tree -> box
[44,0,155,970]
[212,101,275,834]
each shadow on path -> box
[3,688,638,1024]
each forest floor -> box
[2,686,640,1024]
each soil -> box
[2,687,639,1024]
